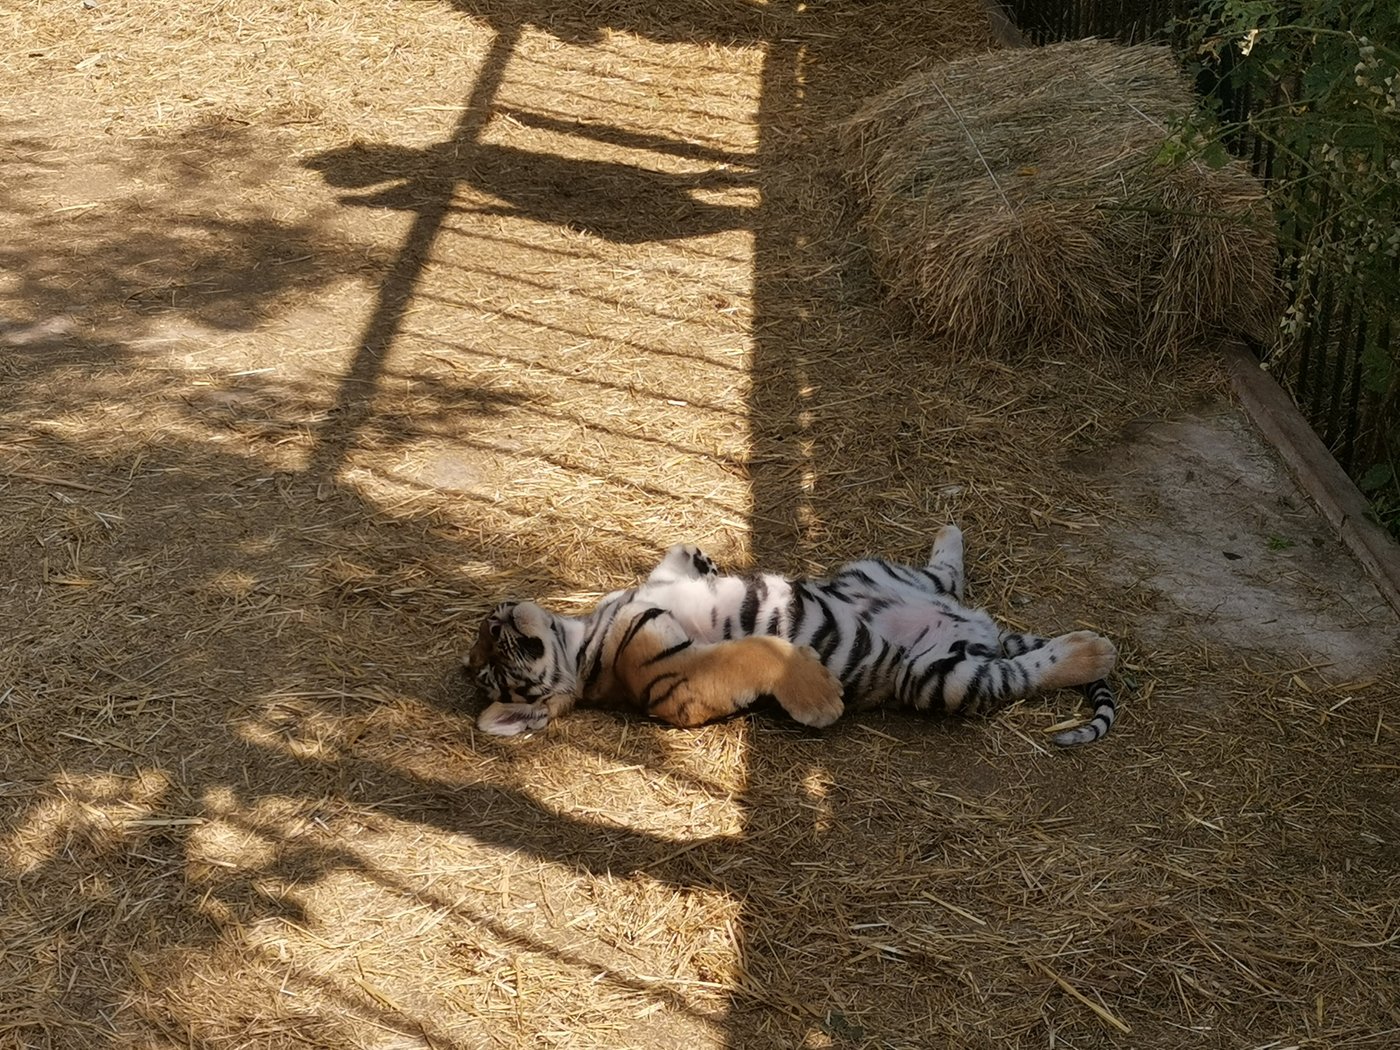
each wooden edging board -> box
[1223,341,1400,618]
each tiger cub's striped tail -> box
[999,631,1118,747]
[1051,678,1116,747]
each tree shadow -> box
[0,117,382,349]
[1,418,703,1045]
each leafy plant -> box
[1174,0,1400,537]
[1359,459,1400,533]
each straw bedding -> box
[2,3,1398,1049]
[843,39,1280,356]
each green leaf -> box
[821,1010,868,1042]
[1361,341,1394,395]
[1202,140,1232,169]
[1302,61,1341,101]
[1359,463,1395,493]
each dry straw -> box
[5,2,1400,1046]
[842,39,1280,356]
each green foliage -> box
[1360,462,1395,492]
[1359,460,1400,533]
[1175,0,1400,537]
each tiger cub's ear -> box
[509,601,553,636]
[477,700,551,736]
[463,612,497,673]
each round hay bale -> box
[842,39,1280,356]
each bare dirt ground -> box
[2,2,1398,1048]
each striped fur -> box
[466,594,843,736]
[467,526,1119,745]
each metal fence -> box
[997,0,1398,520]
[1001,0,1185,44]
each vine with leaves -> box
[1175,1,1399,533]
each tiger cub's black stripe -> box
[613,606,668,663]
[643,639,693,666]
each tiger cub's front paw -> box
[773,645,844,728]
[477,700,551,736]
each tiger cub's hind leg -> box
[638,638,845,729]
[999,630,1116,691]
[1000,631,1119,747]
[610,606,843,729]
[897,631,1116,719]
[924,524,966,600]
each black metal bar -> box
[1307,273,1337,425]
[1340,308,1369,472]
[1256,80,1281,185]
[1364,262,1399,471]
[1324,290,1356,449]
[1292,175,1326,402]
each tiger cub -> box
[467,526,1119,746]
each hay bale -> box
[843,39,1279,356]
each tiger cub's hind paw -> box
[1042,631,1117,689]
[773,644,844,728]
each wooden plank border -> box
[1224,341,1400,617]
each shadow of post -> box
[748,26,809,568]
[303,18,523,482]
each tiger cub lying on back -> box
[467,526,1119,747]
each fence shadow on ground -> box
[286,1,1009,1045]
[7,3,1400,1048]
[0,0,1019,1044]
[1,3,1007,1046]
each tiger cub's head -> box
[465,601,574,736]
